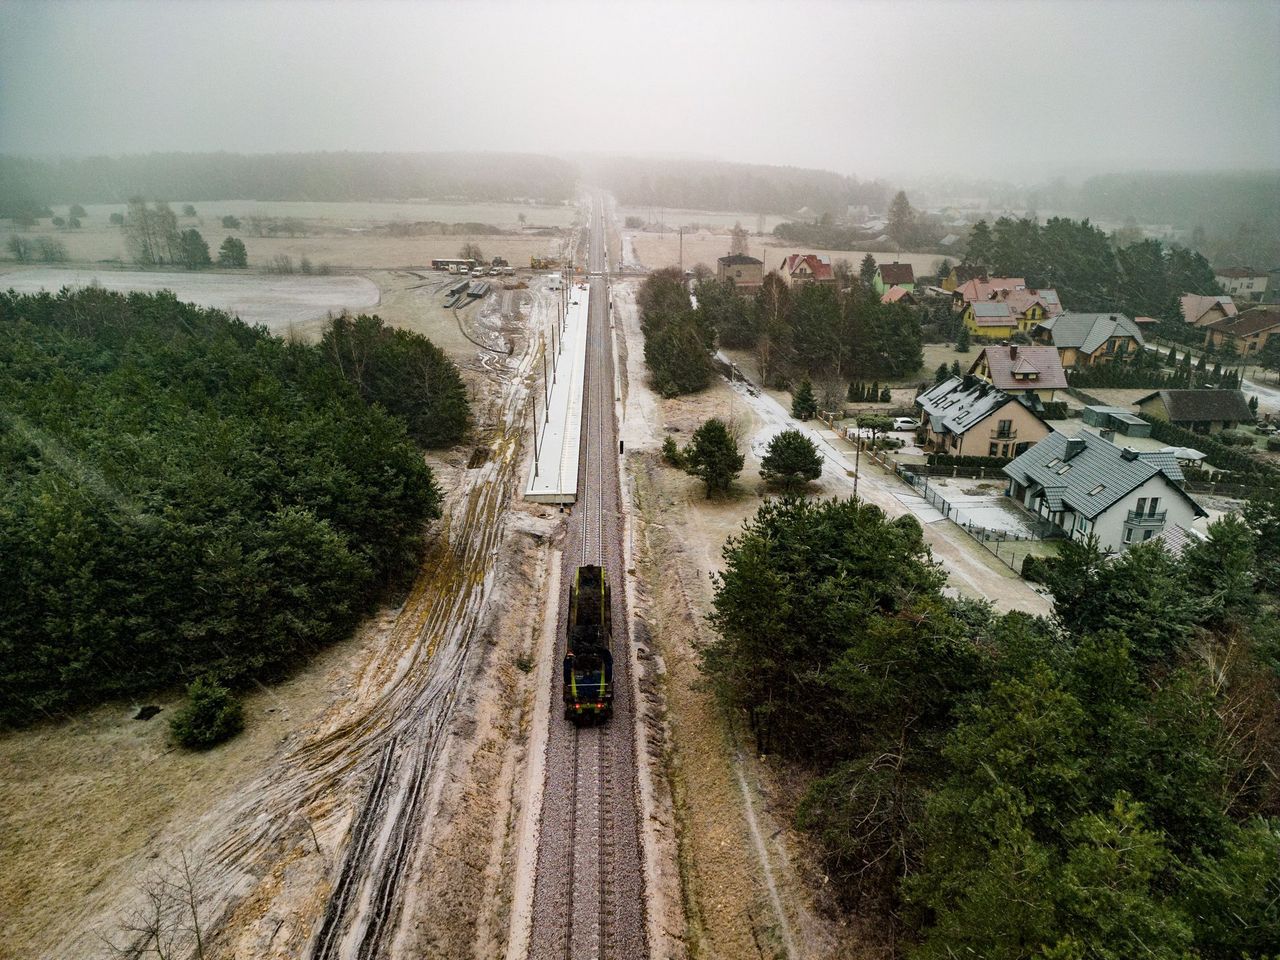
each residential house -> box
[940,263,987,292]
[1032,312,1145,368]
[960,287,1062,339]
[1202,306,1280,357]
[882,286,917,305]
[915,375,1052,459]
[952,276,1027,308]
[1214,267,1269,303]
[967,344,1067,405]
[778,253,835,288]
[874,261,915,295]
[716,254,764,292]
[1135,389,1255,434]
[1180,293,1237,327]
[1003,431,1206,553]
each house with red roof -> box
[778,253,835,288]
[967,344,1067,405]
[1203,306,1280,357]
[1180,293,1237,327]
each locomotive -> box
[563,565,614,722]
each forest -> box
[589,155,890,218]
[0,288,468,726]
[0,151,578,216]
[705,495,1280,958]
[963,216,1222,321]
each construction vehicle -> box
[531,256,561,270]
[563,565,613,723]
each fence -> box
[896,465,1060,574]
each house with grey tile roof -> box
[916,375,1052,458]
[1002,431,1206,553]
[1032,312,1145,369]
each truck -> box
[563,565,613,723]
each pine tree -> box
[792,378,818,420]
[956,325,971,353]
[935,363,950,384]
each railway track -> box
[528,199,648,960]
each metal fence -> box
[896,465,1060,574]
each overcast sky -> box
[2,0,1278,181]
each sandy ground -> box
[615,277,853,959]
[0,270,571,959]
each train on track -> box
[563,564,613,723]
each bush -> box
[169,676,244,749]
[1268,437,1280,453]
[222,215,241,229]
[1217,430,1255,447]
[109,212,124,226]
[661,434,685,468]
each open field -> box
[0,265,380,337]
[617,205,791,233]
[4,199,578,273]
[76,199,578,229]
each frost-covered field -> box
[0,267,379,335]
[80,199,577,228]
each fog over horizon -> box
[2,0,1278,184]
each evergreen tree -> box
[760,429,823,490]
[792,377,818,420]
[956,325,971,353]
[935,362,950,384]
[684,418,743,497]
[859,253,878,289]
[217,235,248,267]
[178,228,211,268]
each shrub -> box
[1268,437,1280,453]
[221,215,241,229]
[169,676,244,749]
[109,212,124,226]
[760,429,822,490]
[661,434,685,468]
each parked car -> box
[893,417,918,431]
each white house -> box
[1002,432,1206,553]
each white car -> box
[893,417,918,431]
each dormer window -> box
[1088,484,1105,495]
[1056,464,1072,474]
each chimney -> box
[1121,447,1139,461]
[1064,437,1087,461]
[1010,344,1018,360]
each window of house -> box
[1056,463,1072,474]
[1143,529,1154,540]
[1046,458,1061,467]
[1124,527,1134,544]
[989,442,999,456]
[997,419,1012,436]
[1089,484,1105,495]
[1148,497,1159,516]
[1002,443,1010,457]
[1136,497,1146,514]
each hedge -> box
[927,454,1012,470]
[1140,415,1279,479]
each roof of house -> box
[916,376,1041,437]
[997,287,1063,316]
[780,253,834,281]
[1002,431,1205,521]
[718,254,763,266]
[973,345,1068,390]
[882,286,916,304]
[1204,307,1280,338]
[1215,267,1264,279]
[1180,293,1237,325]
[878,261,915,285]
[1150,524,1205,557]
[956,276,1026,302]
[1135,389,1254,423]
[1035,312,1144,353]
[940,234,960,246]
[970,300,1016,325]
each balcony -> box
[1126,510,1167,526]
[990,427,1017,440]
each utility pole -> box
[679,227,683,275]
[530,393,540,478]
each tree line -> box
[963,216,1221,322]
[0,288,469,726]
[0,152,577,217]
[586,155,890,218]
[704,494,1280,958]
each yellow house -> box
[962,289,1060,339]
